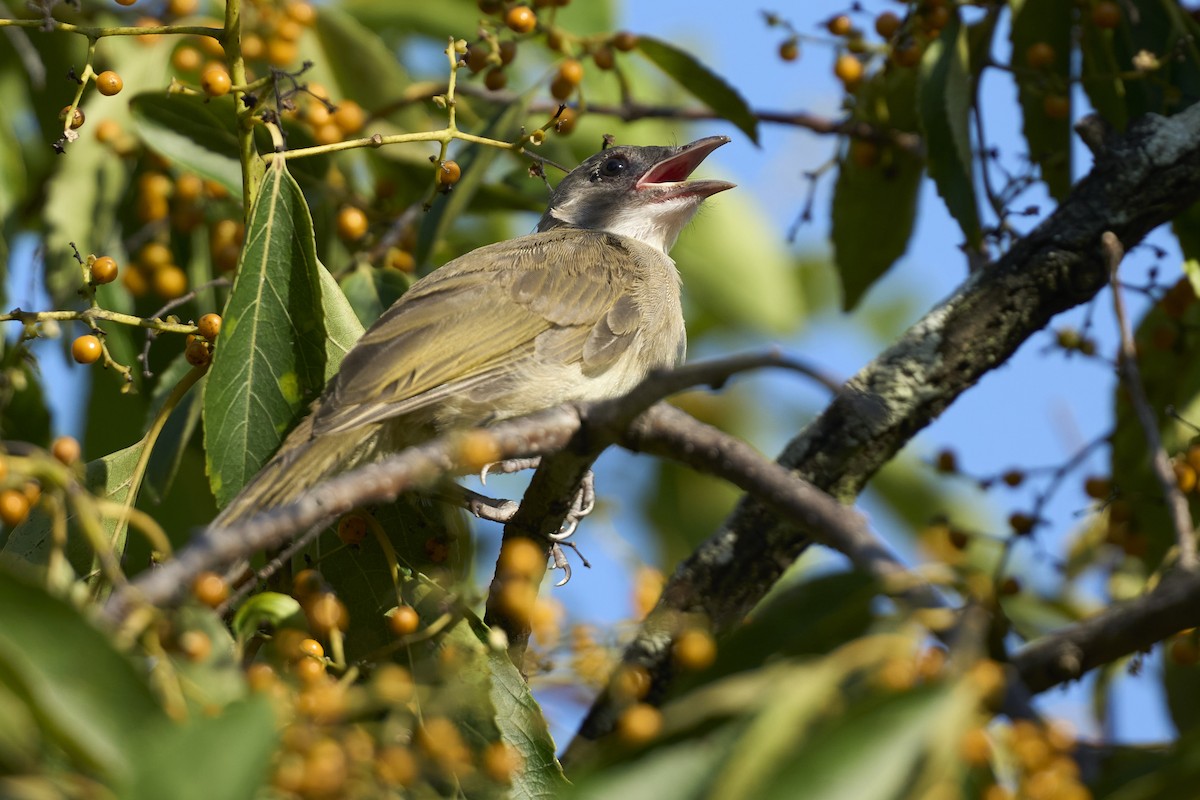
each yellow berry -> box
[185,339,211,366]
[557,58,584,86]
[616,703,662,745]
[200,65,231,97]
[336,513,368,545]
[389,604,420,636]
[834,54,864,88]
[673,629,717,671]
[90,256,119,285]
[779,39,800,62]
[72,334,102,364]
[611,31,638,51]
[51,436,82,466]
[436,159,462,187]
[827,15,853,36]
[0,489,31,528]
[875,11,902,39]
[336,206,368,241]
[197,313,222,340]
[193,571,229,607]
[485,67,508,91]
[505,5,537,34]
[172,45,203,72]
[153,264,188,299]
[60,106,85,130]
[332,100,365,135]
[95,70,124,96]
[498,537,544,578]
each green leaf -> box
[485,638,569,798]
[311,6,411,113]
[673,190,804,333]
[831,69,923,309]
[340,262,413,328]
[204,160,359,508]
[0,565,164,784]
[636,37,759,144]
[2,441,145,570]
[1010,0,1074,200]
[129,93,242,199]
[127,697,276,800]
[231,591,304,644]
[338,0,481,40]
[918,15,981,247]
[760,685,956,800]
[415,93,532,267]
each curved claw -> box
[479,463,491,485]
[550,517,579,541]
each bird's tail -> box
[212,415,379,528]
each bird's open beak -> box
[635,135,736,200]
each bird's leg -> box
[479,457,543,484]
[550,540,592,587]
[549,470,596,541]
[436,483,520,523]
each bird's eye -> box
[600,156,628,177]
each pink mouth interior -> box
[643,160,694,184]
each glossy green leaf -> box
[129,93,242,198]
[673,189,804,333]
[1010,0,1074,199]
[340,262,413,328]
[204,160,362,508]
[831,69,923,309]
[338,0,481,40]
[636,37,758,144]
[918,15,981,247]
[0,565,164,784]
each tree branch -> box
[568,104,1200,752]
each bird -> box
[213,135,734,529]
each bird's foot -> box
[550,540,592,587]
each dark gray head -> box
[536,136,734,253]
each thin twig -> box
[1105,230,1196,569]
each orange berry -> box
[498,40,517,64]
[960,727,991,766]
[436,160,462,187]
[387,249,415,272]
[1092,0,1121,29]
[875,11,902,39]
[287,1,316,25]
[498,537,544,577]
[616,703,661,745]
[557,58,584,86]
[466,43,490,73]
[51,436,82,465]
[185,339,211,366]
[167,0,198,14]
[779,39,800,62]
[336,206,368,241]
[892,39,923,67]
[485,67,508,91]
[1025,42,1056,69]
[554,106,578,135]
[1002,469,1024,487]
[153,264,188,299]
[672,629,717,671]
[1175,461,1198,494]
[172,45,203,72]
[505,5,537,34]
[197,312,222,340]
[298,638,324,659]
[612,31,638,51]
[115,0,137,5]
[0,489,30,528]
[193,571,229,607]
[549,75,574,100]
[332,100,365,134]
[60,106,85,130]
[274,18,304,43]
[389,604,420,636]
[848,139,879,168]
[72,334,102,364]
[90,256,118,285]
[1083,475,1112,499]
[200,65,231,97]
[139,241,173,269]
[95,70,124,96]
[482,741,521,784]
[827,14,853,36]
[834,54,864,88]
[266,37,298,66]
[306,593,349,636]
[95,118,121,144]
[592,45,615,70]
[1042,94,1070,120]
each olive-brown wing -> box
[310,230,645,436]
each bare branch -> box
[1105,230,1197,569]
[569,101,1200,751]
